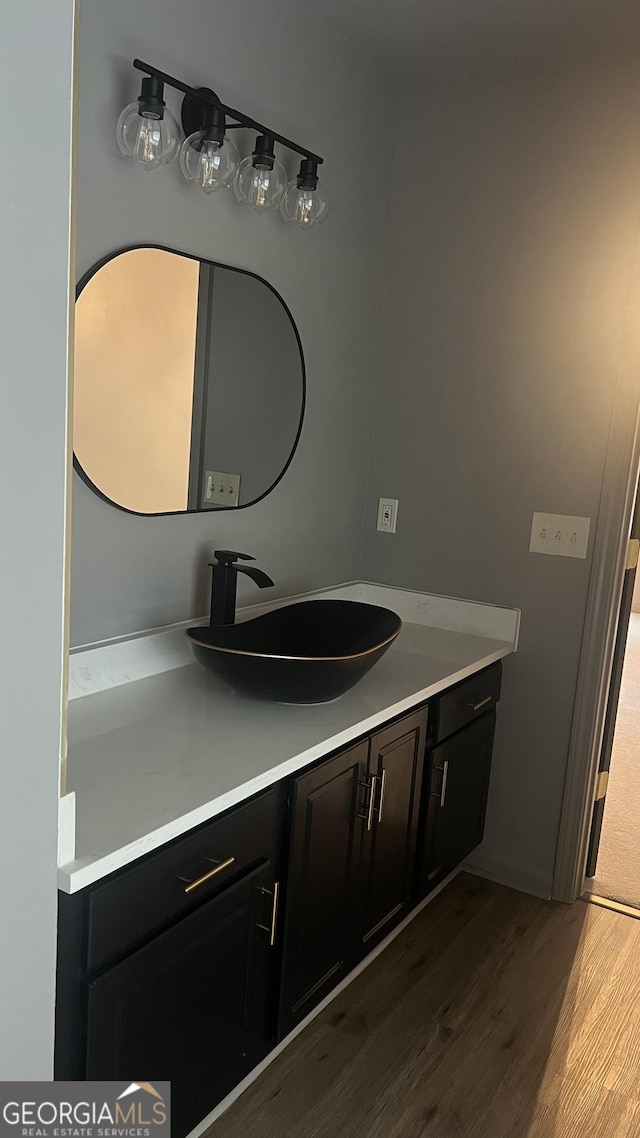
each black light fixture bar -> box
[133,59,324,165]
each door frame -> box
[552,311,640,902]
[585,489,639,879]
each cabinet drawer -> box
[432,662,502,744]
[86,787,279,972]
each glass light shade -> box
[234,155,287,212]
[280,179,330,228]
[180,133,239,193]
[116,102,181,169]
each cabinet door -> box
[422,711,496,890]
[278,741,369,1038]
[85,861,278,1138]
[358,707,427,953]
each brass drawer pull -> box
[467,695,492,712]
[440,760,449,807]
[179,855,236,894]
[377,768,387,824]
[257,881,280,946]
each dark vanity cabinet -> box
[357,708,427,953]
[277,740,369,1035]
[56,787,285,1138]
[56,668,501,1133]
[416,662,502,897]
[278,707,427,1036]
[86,862,276,1138]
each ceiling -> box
[301,0,640,83]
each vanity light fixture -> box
[116,60,329,224]
[280,159,330,228]
[179,89,239,193]
[116,75,181,169]
[234,134,287,212]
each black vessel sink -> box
[186,599,402,704]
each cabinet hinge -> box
[594,770,609,802]
[626,538,639,571]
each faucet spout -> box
[237,565,275,590]
[209,550,274,627]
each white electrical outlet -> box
[529,512,591,559]
[377,497,399,533]
[203,470,241,507]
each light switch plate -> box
[203,470,241,508]
[529,512,591,559]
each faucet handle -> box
[212,550,255,566]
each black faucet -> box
[209,550,275,626]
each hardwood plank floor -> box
[205,874,640,1138]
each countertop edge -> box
[58,641,513,894]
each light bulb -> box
[234,134,286,212]
[281,159,330,228]
[180,133,239,193]
[116,76,181,169]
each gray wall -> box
[202,267,302,506]
[0,2,74,1076]
[70,0,638,901]
[71,0,396,646]
[362,65,640,896]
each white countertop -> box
[59,584,519,893]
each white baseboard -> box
[464,851,552,900]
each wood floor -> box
[206,874,640,1138]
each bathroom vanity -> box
[55,583,518,1137]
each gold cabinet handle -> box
[467,695,492,712]
[440,760,449,807]
[179,855,235,894]
[257,881,280,946]
[377,768,387,824]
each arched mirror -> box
[73,246,305,514]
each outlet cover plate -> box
[529,512,590,559]
[377,497,399,533]
[204,470,241,508]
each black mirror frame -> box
[73,244,306,517]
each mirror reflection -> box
[73,247,305,514]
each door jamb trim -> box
[552,349,640,902]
